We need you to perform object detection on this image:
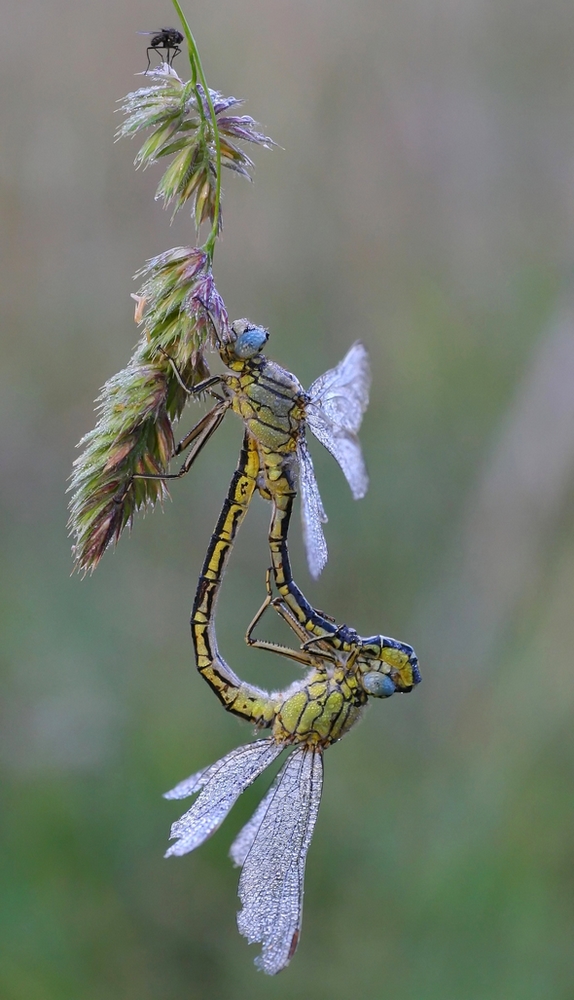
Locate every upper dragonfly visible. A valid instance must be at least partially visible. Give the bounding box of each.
[139,319,371,579]
[165,434,417,974]
[142,321,419,688]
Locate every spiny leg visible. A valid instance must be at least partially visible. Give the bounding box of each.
[156,348,224,402]
[245,570,334,669]
[131,400,229,485]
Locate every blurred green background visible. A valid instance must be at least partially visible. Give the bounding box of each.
[2,0,574,997]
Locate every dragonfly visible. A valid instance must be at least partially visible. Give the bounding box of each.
[142,318,370,580]
[166,435,419,974]
[136,319,420,684]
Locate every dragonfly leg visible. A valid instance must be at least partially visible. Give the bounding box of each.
[270,596,337,663]
[182,374,226,401]
[156,346,225,402]
[245,573,335,668]
[300,622,350,651]
[132,401,229,482]
[311,608,336,624]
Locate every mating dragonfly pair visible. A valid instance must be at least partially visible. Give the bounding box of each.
[140,318,420,973]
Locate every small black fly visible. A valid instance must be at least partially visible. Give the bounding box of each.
[138,28,184,72]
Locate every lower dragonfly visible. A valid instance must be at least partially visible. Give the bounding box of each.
[166,435,418,974]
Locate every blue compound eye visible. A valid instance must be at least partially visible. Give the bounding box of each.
[362,672,396,699]
[233,325,268,358]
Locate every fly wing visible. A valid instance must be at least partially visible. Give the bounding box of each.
[164,739,284,857]
[306,341,370,499]
[236,746,324,975]
[297,437,328,580]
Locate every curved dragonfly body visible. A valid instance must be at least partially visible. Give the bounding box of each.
[251,433,421,691]
[191,432,414,717]
[167,435,414,973]
[162,320,419,684]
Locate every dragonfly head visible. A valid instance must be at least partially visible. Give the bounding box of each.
[358,636,421,694]
[222,319,269,364]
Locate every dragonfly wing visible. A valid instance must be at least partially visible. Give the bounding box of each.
[306,341,370,499]
[164,739,284,857]
[163,764,212,801]
[307,341,371,432]
[229,775,278,868]
[297,437,328,580]
[236,746,324,975]
[306,406,369,500]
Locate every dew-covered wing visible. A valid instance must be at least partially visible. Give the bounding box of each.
[297,437,328,580]
[163,764,212,801]
[164,739,284,857]
[229,772,279,868]
[236,746,323,975]
[306,341,370,499]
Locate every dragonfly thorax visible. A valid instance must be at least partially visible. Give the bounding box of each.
[225,355,307,461]
[272,667,367,747]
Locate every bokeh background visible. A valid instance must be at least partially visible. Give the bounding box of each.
[2,0,574,997]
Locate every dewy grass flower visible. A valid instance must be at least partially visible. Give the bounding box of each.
[68,17,274,573]
[117,65,274,228]
[68,248,227,574]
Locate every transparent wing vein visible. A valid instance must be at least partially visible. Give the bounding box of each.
[229,779,277,869]
[297,437,328,579]
[306,341,371,499]
[236,746,324,975]
[164,739,284,857]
